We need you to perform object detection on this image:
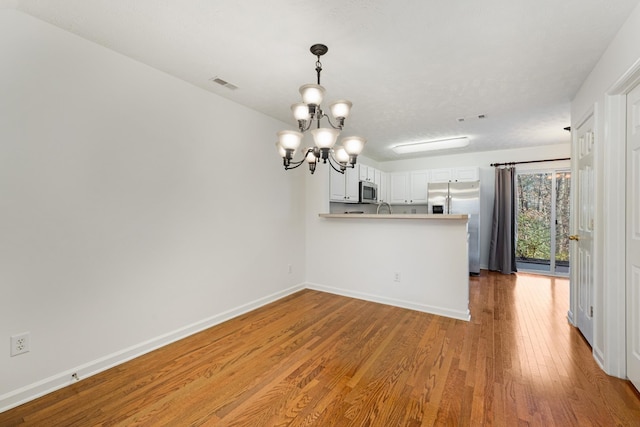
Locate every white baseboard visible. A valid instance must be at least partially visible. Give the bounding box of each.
[0,284,305,413]
[593,347,606,373]
[305,282,471,321]
[1,281,470,412]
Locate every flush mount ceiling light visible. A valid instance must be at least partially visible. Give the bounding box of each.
[275,44,366,174]
[392,137,469,154]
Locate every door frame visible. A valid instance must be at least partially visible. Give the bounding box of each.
[598,57,640,378]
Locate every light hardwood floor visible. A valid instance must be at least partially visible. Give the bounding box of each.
[1,272,639,426]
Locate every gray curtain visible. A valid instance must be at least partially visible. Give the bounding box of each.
[489,166,517,274]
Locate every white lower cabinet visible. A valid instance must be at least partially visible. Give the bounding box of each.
[330,166,360,203]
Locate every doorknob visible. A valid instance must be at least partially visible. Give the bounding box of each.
[568,235,580,241]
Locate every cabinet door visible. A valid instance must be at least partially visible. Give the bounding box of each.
[430,168,453,183]
[345,166,360,202]
[453,166,479,182]
[358,164,368,181]
[329,167,347,202]
[410,170,429,203]
[378,171,387,202]
[367,166,376,182]
[389,173,409,204]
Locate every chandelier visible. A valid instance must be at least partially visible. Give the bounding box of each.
[275,44,366,174]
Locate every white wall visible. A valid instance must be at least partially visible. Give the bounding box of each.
[0,10,306,410]
[379,144,571,269]
[305,167,470,320]
[570,3,640,376]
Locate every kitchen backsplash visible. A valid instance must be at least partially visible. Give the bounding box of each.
[329,202,429,214]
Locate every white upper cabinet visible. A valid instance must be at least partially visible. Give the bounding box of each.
[389,173,409,204]
[389,171,429,204]
[429,166,479,183]
[359,164,376,182]
[377,171,388,203]
[330,165,360,203]
[453,166,479,182]
[430,168,454,183]
[359,164,369,181]
[345,167,360,201]
[374,169,382,187]
[410,170,429,203]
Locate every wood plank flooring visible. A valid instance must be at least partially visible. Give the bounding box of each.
[1,271,639,426]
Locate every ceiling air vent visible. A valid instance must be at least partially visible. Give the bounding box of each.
[209,76,238,90]
[457,114,486,123]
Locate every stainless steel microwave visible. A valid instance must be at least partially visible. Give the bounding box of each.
[359,181,378,203]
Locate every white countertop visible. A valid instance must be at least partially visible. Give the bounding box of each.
[319,213,469,220]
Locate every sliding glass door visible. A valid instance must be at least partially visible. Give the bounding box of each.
[516,169,571,275]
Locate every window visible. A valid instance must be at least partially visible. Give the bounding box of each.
[516,169,571,275]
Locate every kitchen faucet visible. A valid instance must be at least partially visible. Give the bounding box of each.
[376,201,392,214]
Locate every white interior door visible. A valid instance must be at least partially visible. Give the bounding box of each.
[572,114,595,346]
[626,82,640,392]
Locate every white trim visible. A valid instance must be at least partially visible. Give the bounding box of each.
[602,93,627,377]
[0,280,475,413]
[305,282,472,321]
[0,284,306,413]
[593,349,606,372]
[592,102,605,364]
[600,57,640,377]
[608,57,640,94]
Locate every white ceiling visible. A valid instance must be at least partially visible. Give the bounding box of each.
[4,0,639,161]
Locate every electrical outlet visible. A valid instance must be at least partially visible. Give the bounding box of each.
[10,332,30,357]
[394,272,401,283]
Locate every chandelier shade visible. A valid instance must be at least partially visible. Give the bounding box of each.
[334,146,350,163]
[277,130,303,151]
[299,84,325,106]
[306,151,317,163]
[275,44,366,174]
[291,103,311,121]
[329,100,352,120]
[311,128,340,149]
[275,141,287,158]
[342,136,366,155]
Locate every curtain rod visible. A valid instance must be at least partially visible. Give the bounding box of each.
[490,157,570,167]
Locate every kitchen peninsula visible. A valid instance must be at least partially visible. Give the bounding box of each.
[319,213,469,220]
[306,213,471,321]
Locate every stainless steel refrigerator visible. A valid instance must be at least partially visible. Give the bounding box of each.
[427,181,481,275]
